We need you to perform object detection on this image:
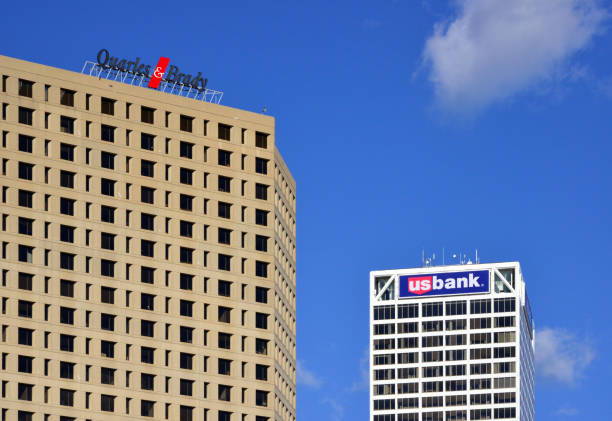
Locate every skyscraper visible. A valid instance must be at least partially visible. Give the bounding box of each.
[0,53,296,421]
[370,262,534,421]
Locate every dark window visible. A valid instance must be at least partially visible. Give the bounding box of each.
[141,107,155,124]
[101,232,115,249]
[18,190,34,208]
[141,160,155,177]
[255,209,268,226]
[255,312,268,329]
[141,373,155,390]
[218,358,231,375]
[101,286,115,304]
[141,347,155,364]
[141,293,155,310]
[60,225,75,243]
[180,326,193,343]
[141,133,155,150]
[218,176,231,192]
[255,235,268,252]
[60,143,75,161]
[60,89,75,106]
[180,168,193,185]
[101,394,115,412]
[218,124,231,140]
[218,280,231,297]
[180,141,193,158]
[101,313,115,331]
[19,135,33,152]
[18,328,33,345]
[141,186,155,204]
[101,97,115,115]
[18,79,34,97]
[141,320,155,337]
[255,287,268,303]
[59,361,74,378]
[60,198,75,215]
[218,254,231,271]
[256,261,268,278]
[141,402,154,420]
[101,367,115,385]
[60,116,75,134]
[218,332,231,349]
[18,383,33,401]
[60,307,75,324]
[180,405,193,421]
[18,107,33,125]
[256,390,268,407]
[218,384,231,401]
[218,228,231,244]
[101,340,115,358]
[18,162,33,180]
[255,183,268,200]
[218,202,231,219]
[255,132,268,148]
[141,240,155,257]
[60,252,75,270]
[18,412,33,421]
[180,352,193,369]
[256,364,268,381]
[218,149,231,166]
[101,151,115,169]
[180,300,193,317]
[18,218,33,235]
[255,338,268,355]
[180,194,193,211]
[18,356,33,373]
[180,115,193,132]
[60,334,75,352]
[141,213,155,230]
[101,259,115,277]
[218,306,231,323]
[180,273,193,290]
[60,279,75,297]
[101,178,115,196]
[18,245,33,263]
[101,124,115,142]
[180,247,193,263]
[180,220,193,237]
[60,170,75,188]
[101,205,115,222]
[180,379,193,396]
[255,158,268,174]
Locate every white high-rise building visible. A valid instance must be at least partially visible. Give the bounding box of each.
[369,262,534,421]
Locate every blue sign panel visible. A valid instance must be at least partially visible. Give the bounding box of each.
[399,270,490,298]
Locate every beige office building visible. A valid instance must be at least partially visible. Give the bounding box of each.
[0,54,296,421]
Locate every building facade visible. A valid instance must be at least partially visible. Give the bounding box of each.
[0,54,296,421]
[370,262,534,421]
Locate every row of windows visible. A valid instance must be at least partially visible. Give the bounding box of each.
[372,392,516,409]
[374,320,518,336]
[374,364,516,380]
[373,299,516,320]
[373,377,517,396]
[8,79,270,148]
[373,333,515,349]
[373,347,516,365]
[372,407,516,421]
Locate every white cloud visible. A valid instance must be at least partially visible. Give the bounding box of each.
[536,327,595,385]
[296,360,323,388]
[349,347,369,392]
[422,0,608,111]
[556,407,579,417]
[322,398,344,421]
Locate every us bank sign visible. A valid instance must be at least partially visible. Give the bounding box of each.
[96,48,208,92]
[399,270,490,298]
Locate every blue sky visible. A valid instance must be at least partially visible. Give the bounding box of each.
[2,0,611,419]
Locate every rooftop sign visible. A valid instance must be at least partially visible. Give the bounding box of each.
[399,270,490,298]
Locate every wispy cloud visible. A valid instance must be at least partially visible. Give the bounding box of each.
[421,0,608,112]
[297,360,323,388]
[536,327,595,386]
[349,347,369,392]
[556,407,579,417]
[322,398,344,421]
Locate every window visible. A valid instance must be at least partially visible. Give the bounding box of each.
[180,168,193,184]
[141,293,155,310]
[101,286,115,304]
[141,213,155,230]
[60,143,75,161]
[19,79,34,97]
[60,88,75,106]
[218,384,231,401]
[255,287,268,303]
[180,141,193,158]
[256,390,268,407]
[101,205,115,222]
[255,132,268,148]
[180,247,193,263]
[180,115,193,132]
[18,412,34,421]
[100,340,115,358]
[180,300,193,317]
[18,328,33,345]
[255,209,268,226]
[141,106,155,124]
[180,405,193,421]
[218,202,231,219]
[141,186,155,204]
[179,220,193,237]
[180,326,193,343]
[255,338,268,355]
[141,160,155,177]
[218,228,231,244]
[19,134,33,152]
[60,334,75,352]
[101,124,115,142]
[18,218,33,236]
[255,157,268,174]
[218,332,231,349]
[101,367,115,385]
[141,320,155,337]
[218,124,231,140]
[219,280,231,297]
[141,373,155,391]
[256,261,268,277]
[471,299,491,314]
[256,364,268,381]
[18,383,33,401]
[59,252,74,270]
[101,394,115,412]
[60,116,75,134]
[101,259,115,277]
[255,235,268,252]
[101,151,115,169]
[218,358,231,375]
[18,190,34,208]
[101,97,115,115]
[180,194,193,211]
[141,240,155,257]
[101,178,115,196]
[180,273,193,290]
[255,183,268,200]
[60,307,75,324]
[256,312,268,329]
[141,347,155,363]
[18,356,34,373]
[18,107,33,125]
[218,175,231,192]
[218,254,231,271]
[60,170,75,188]
[179,379,193,396]
[218,149,231,166]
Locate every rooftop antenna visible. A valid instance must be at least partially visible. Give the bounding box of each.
[442,247,445,265]
[262,106,267,114]
[422,249,425,267]
[476,249,479,264]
